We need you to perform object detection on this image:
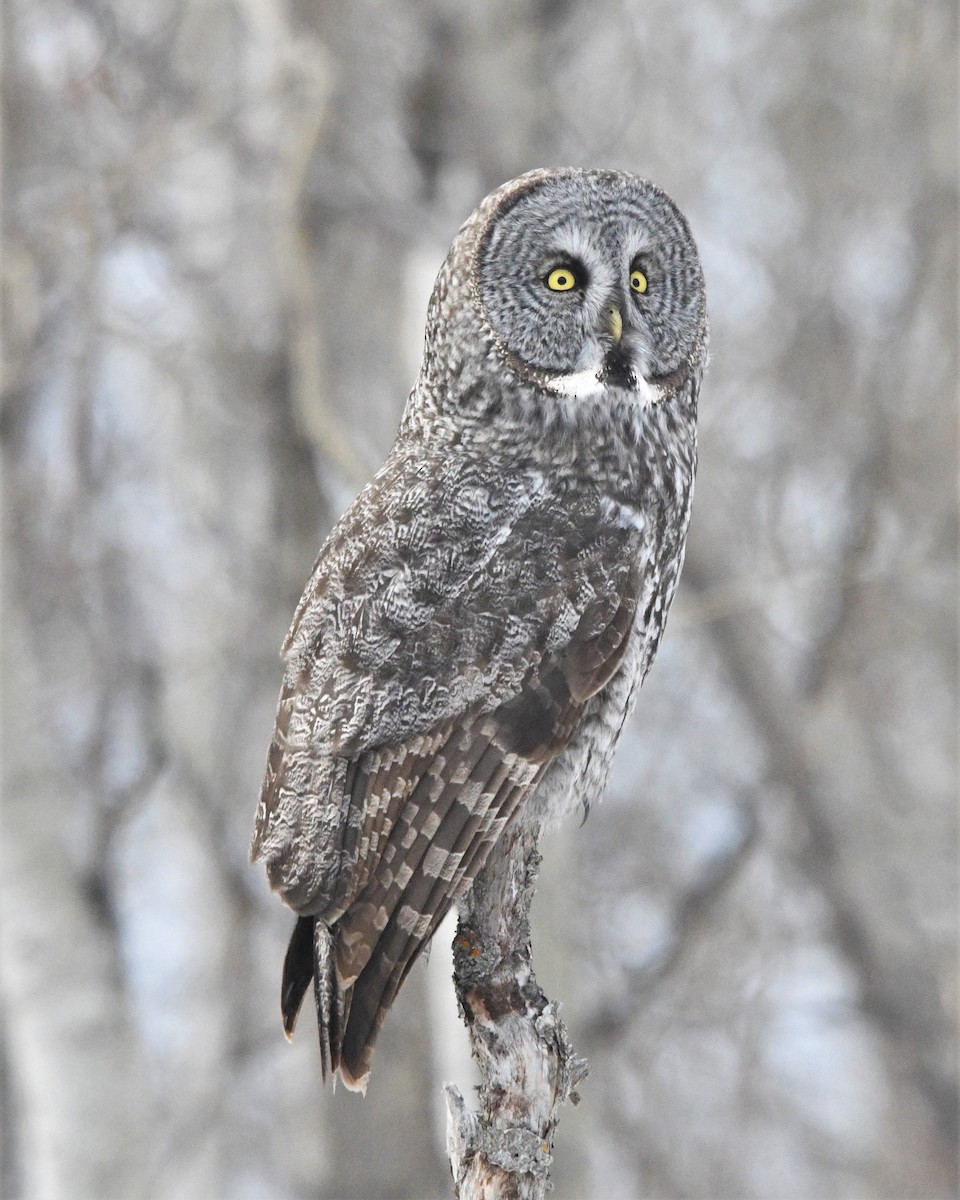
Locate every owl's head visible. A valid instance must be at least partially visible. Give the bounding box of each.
[426,169,706,412]
[475,169,706,403]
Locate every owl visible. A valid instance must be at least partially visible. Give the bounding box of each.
[251,168,707,1093]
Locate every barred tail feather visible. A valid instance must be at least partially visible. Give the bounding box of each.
[280,916,356,1090]
[312,918,350,1087]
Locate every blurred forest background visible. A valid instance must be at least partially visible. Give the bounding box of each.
[2,1,957,1198]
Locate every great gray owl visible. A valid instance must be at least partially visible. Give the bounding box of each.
[251,167,707,1092]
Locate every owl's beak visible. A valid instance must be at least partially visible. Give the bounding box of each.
[608,306,623,345]
[601,305,636,390]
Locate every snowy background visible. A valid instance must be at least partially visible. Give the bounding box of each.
[2,2,957,1197]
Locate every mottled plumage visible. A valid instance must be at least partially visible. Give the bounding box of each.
[251,168,707,1091]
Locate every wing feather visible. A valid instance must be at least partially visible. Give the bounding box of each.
[335,718,544,1087]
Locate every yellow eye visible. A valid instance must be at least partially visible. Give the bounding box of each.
[630,269,648,294]
[546,266,577,292]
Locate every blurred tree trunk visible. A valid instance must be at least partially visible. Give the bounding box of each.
[0,730,154,1197]
[1,1,332,1194]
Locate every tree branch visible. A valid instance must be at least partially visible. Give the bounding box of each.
[445,816,588,1199]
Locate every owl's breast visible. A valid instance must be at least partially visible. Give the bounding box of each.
[528,460,693,826]
[528,571,668,827]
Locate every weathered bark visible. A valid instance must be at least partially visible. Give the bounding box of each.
[445,819,588,1200]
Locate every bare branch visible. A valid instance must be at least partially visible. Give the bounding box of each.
[446,817,588,1199]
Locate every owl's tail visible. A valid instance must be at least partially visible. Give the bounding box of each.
[280,916,354,1088]
[280,910,436,1094]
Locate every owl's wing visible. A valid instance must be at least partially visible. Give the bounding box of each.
[326,569,641,1089]
[251,445,644,1087]
[252,445,643,893]
[278,562,639,1091]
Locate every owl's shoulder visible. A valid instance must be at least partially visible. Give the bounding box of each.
[282,440,539,669]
